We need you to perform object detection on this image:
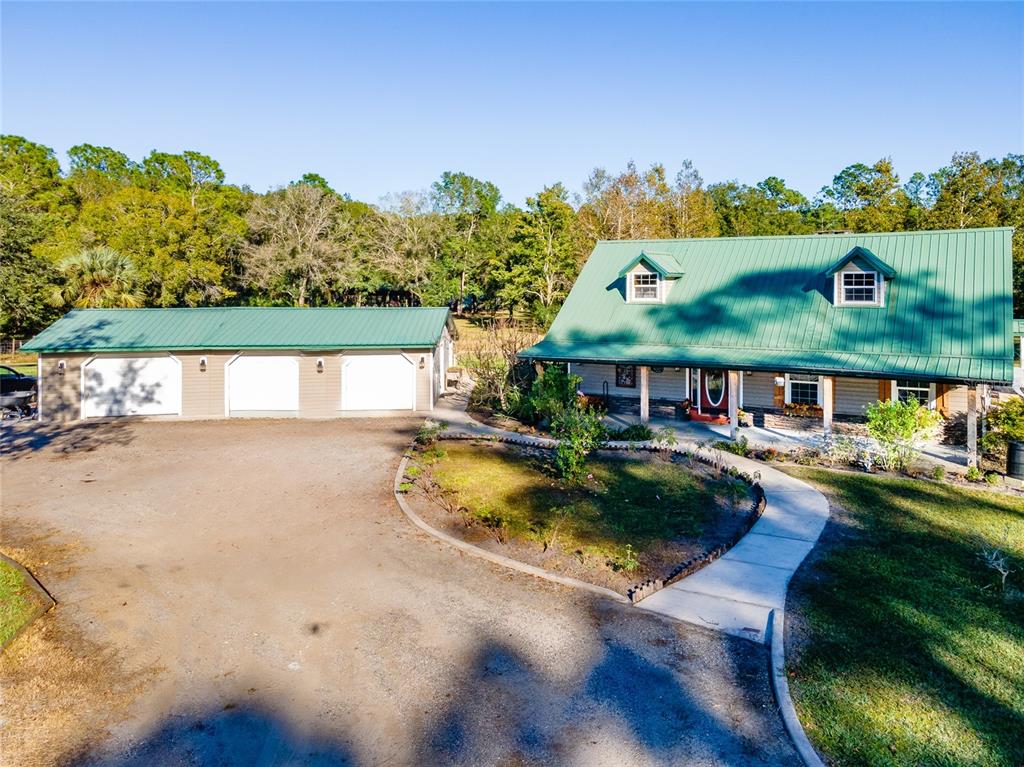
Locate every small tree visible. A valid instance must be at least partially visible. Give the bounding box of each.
[551,405,606,484]
[865,398,942,472]
[528,366,582,427]
[50,246,144,308]
[983,398,1024,449]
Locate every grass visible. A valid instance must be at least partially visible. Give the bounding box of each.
[424,441,732,570]
[0,558,46,649]
[785,468,1024,767]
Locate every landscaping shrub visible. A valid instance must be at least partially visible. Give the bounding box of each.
[605,423,653,442]
[551,405,606,483]
[713,436,750,457]
[527,366,582,427]
[984,397,1024,450]
[865,397,942,472]
[414,420,448,446]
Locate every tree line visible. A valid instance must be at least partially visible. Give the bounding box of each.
[1,134,1021,338]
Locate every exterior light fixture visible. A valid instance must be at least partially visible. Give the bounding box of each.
[419,356,426,369]
[316,357,325,374]
[199,356,207,373]
[774,376,786,387]
[57,360,67,375]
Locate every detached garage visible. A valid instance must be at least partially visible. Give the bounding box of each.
[23,307,456,422]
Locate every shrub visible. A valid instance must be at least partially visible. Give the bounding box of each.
[608,543,640,573]
[966,465,983,482]
[551,405,606,484]
[865,398,942,472]
[528,366,582,427]
[415,420,448,446]
[931,465,946,481]
[984,398,1024,449]
[606,423,653,442]
[985,471,1001,485]
[714,436,750,457]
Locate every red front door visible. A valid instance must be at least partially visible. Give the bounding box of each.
[700,368,729,413]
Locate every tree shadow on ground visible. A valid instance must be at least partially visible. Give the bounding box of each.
[70,703,357,767]
[1,418,137,461]
[786,469,1024,766]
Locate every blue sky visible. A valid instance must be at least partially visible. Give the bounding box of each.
[3,2,1021,206]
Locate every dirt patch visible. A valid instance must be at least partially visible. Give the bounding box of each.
[1,522,154,766]
[404,440,754,595]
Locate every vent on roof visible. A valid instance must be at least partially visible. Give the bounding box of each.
[815,229,854,235]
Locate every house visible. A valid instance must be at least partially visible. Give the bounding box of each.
[520,227,1017,467]
[23,306,455,421]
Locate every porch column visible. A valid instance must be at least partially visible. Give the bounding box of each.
[1019,336,1023,370]
[822,375,834,439]
[966,384,978,468]
[533,361,545,379]
[639,365,650,423]
[728,369,740,440]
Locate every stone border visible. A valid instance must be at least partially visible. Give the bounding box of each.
[767,609,827,767]
[410,432,766,605]
[0,552,56,653]
[393,450,630,605]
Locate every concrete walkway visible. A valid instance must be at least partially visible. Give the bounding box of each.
[431,390,830,644]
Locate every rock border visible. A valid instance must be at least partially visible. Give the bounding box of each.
[434,432,765,603]
[768,609,827,767]
[0,552,56,654]
[393,449,630,605]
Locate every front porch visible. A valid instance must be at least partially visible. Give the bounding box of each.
[567,361,983,468]
[602,408,972,471]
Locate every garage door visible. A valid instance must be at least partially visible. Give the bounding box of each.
[341,354,414,411]
[83,356,181,418]
[227,355,299,413]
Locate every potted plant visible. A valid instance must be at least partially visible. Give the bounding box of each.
[676,398,692,420]
[984,398,1024,478]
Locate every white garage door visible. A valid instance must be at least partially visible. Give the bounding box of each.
[227,355,299,413]
[342,354,414,411]
[83,356,181,418]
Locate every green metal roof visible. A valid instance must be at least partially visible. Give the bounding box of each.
[522,228,1014,384]
[22,307,453,353]
[825,245,896,279]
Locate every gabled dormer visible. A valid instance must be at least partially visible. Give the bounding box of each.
[618,251,684,304]
[825,246,896,307]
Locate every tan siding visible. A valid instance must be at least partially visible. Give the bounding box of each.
[945,385,969,415]
[835,376,879,416]
[407,349,433,410]
[298,352,342,417]
[743,372,776,408]
[574,362,688,400]
[178,351,233,418]
[39,353,88,422]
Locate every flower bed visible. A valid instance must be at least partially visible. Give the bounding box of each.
[402,438,757,596]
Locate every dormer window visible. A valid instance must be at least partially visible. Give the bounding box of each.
[631,272,660,302]
[841,271,878,304]
[825,246,894,308]
[618,251,683,304]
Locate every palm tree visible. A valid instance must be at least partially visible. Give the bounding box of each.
[50,246,145,308]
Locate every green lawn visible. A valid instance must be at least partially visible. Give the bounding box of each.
[423,441,732,570]
[0,558,46,650]
[786,468,1024,767]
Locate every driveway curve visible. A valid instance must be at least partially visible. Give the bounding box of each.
[1,418,797,766]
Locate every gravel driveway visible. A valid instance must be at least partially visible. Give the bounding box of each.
[1,417,797,766]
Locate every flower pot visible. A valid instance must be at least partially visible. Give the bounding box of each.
[1006,440,1024,479]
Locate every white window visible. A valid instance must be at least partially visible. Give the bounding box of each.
[787,374,820,405]
[837,271,880,305]
[894,379,932,407]
[630,272,660,302]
